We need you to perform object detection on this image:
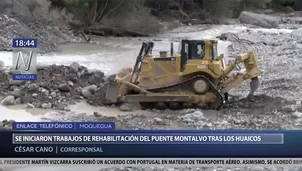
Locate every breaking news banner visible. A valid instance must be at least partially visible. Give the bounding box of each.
[0,158,302,167]
[12,38,38,81]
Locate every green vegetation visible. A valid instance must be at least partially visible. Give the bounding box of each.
[46,0,302,36]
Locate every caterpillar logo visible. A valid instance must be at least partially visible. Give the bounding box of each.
[15,51,33,71]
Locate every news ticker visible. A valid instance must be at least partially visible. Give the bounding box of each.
[0,158,301,167]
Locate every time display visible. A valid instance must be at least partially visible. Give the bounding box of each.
[13,38,38,48]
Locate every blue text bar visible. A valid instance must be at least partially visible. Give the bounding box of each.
[13,38,38,48]
[12,133,283,144]
[13,74,37,80]
[12,122,115,131]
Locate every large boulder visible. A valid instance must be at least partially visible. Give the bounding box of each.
[1,96,15,105]
[0,60,4,70]
[81,85,97,98]
[239,11,279,28]
[291,28,302,38]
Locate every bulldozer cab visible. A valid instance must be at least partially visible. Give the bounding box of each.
[180,40,218,71]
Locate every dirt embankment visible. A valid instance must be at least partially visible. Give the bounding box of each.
[0,14,83,53]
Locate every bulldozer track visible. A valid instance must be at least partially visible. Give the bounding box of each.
[141,75,224,110]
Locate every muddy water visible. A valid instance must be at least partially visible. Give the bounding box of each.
[0,24,293,123]
[0,105,44,121]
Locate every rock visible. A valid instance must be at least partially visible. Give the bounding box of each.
[88,76,96,84]
[8,120,14,126]
[217,33,229,40]
[50,92,57,98]
[119,103,133,111]
[14,98,22,104]
[179,111,208,126]
[41,103,52,109]
[25,103,34,108]
[81,89,92,98]
[70,62,80,72]
[107,74,116,81]
[41,88,49,94]
[1,96,15,105]
[93,112,102,117]
[9,80,26,86]
[94,70,105,78]
[58,83,70,92]
[293,111,302,118]
[76,87,82,93]
[40,82,49,88]
[10,88,22,98]
[283,106,294,113]
[35,102,41,108]
[28,83,38,92]
[291,28,302,38]
[9,85,18,91]
[2,120,8,125]
[239,11,279,28]
[0,60,4,69]
[285,6,294,13]
[81,85,97,98]
[69,76,78,83]
[22,95,33,103]
[154,117,163,124]
[68,81,74,87]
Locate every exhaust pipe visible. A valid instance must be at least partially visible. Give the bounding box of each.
[170,42,174,56]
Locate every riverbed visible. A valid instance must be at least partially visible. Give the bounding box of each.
[0,25,243,121]
[0,24,296,123]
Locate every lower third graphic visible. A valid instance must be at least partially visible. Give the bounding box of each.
[12,48,37,80]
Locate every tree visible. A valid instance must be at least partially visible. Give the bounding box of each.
[203,0,237,23]
[48,0,130,26]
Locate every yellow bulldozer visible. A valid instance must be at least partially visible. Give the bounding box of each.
[104,39,260,110]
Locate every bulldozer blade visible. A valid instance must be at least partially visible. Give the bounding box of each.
[248,77,259,97]
[105,80,119,103]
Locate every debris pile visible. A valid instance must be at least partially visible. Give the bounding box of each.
[0,14,83,53]
[0,62,106,110]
